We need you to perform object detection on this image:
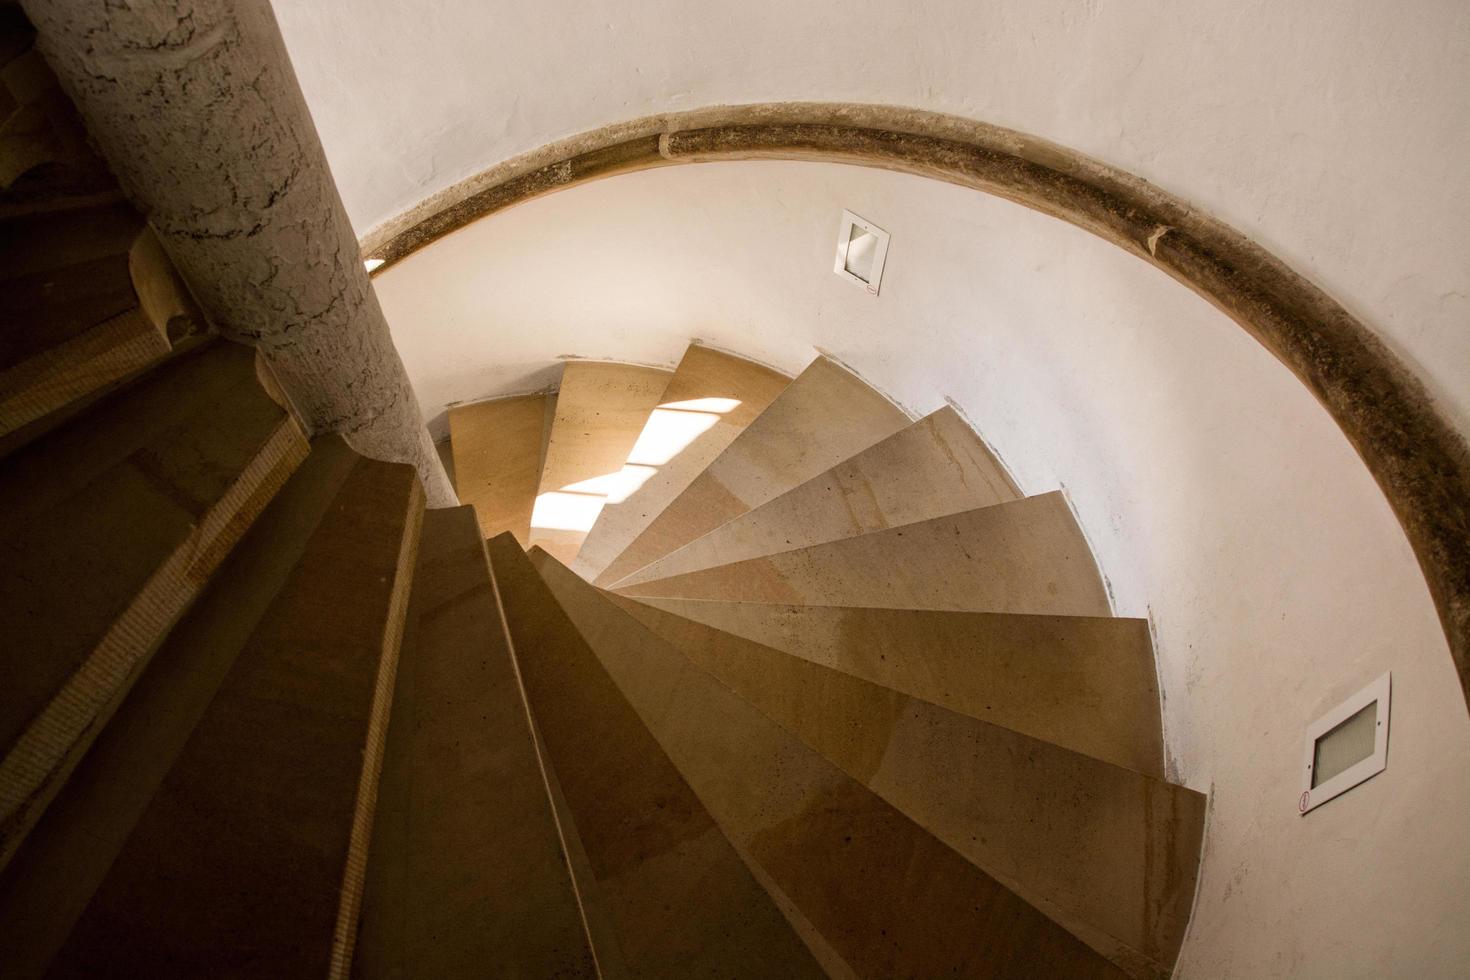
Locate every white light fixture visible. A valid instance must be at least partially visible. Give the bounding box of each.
[834,210,890,295]
[364,257,385,273]
[1299,671,1391,814]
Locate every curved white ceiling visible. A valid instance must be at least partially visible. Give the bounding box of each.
[271,0,1470,426]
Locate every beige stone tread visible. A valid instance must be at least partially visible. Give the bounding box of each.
[615,406,1020,588]
[449,392,553,545]
[0,202,197,438]
[46,454,423,979]
[615,490,1112,615]
[597,355,911,587]
[532,550,1131,980]
[0,435,360,979]
[529,361,673,565]
[486,533,824,980]
[0,340,308,872]
[355,507,596,979]
[604,593,1202,979]
[615,595,1164,777]
[573,344,790,582]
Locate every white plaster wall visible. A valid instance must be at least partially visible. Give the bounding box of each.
[268,1,1470,975]
[370,160,1470,978]
[271,0,1470,434]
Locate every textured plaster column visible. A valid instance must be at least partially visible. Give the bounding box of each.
[20,0,455,506]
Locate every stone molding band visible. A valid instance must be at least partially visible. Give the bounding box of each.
[363,102,1470,712]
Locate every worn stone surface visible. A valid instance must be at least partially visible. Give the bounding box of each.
[606,593,1204,978]
[47,454,422,979]
[21,0,453,505]
[572,344,790,583]
[362,102,1470,712]
[535,549,1132,979]
[616,406,1019,588]
[618,596,1164,777]
[448,393,551,546]
[355,507,595,979]
[0,8,114,207]
[616,490,1112,616]
[486,533,824,980]
[530,361,671,565]
[0,199,202,440]
[599,355,909,588]
[0,435,359,979]
[0,341,306,874]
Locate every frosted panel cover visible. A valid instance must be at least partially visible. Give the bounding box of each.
[1311,700,1377,788]
[845,226,879,282]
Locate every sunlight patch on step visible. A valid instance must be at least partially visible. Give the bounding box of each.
[531,490,615,532]
[564,465,659,505]
[626,406,724,466]
[529,399,740,537]
[658,397,741,414]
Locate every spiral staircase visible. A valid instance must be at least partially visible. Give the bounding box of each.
[0,26,1206,979]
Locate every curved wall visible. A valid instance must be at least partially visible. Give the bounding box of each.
[272,0,1470,434]
[371,159,1470,978]
[268,2,1470,976]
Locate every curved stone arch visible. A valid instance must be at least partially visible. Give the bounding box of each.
[363,102,1470,711]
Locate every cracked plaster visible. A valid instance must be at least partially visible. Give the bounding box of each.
[20,0,453,505]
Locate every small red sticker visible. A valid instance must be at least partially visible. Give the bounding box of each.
[1298,790,1311,813]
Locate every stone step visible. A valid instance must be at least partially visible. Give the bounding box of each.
[0,340,307,871]
[42,450,423,978]
[486,533,823,979]
[529,361,673,565]
[0,8,113,206]
[532,549,1132,980]
[605,593,1204,978]
[448,392,555,545]
[355,506,596,978]
[0,201,201,443]
[596,355,911,587]
[616,490,1112,616]
[615,595,1164,777]
[0,434,360,978]
[613,406,1019,588]
[574,344,789,583]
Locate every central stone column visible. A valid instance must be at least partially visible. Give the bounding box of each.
[20,0,455,506]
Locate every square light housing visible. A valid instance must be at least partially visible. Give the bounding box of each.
[1299,671,1391,814]
[834,210,890,295]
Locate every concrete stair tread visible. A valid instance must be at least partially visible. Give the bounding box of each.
[529,361,673,566]
[0,434,361,977]
[602,590,1204,978]
[593,354,911,587]
[41,450,423,978]
[531,548,1134,980]
[0,340,308,872]
[448,392,554,546]
[574,344,790,583]
[615,489,1113,616]
[612,405,1021,589]
[612,594,1165,777]
[354,506,596,978]
[486,532,824,980]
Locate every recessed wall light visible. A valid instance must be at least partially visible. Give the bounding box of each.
[834,210,890,295]
[1299,671,1391,814]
